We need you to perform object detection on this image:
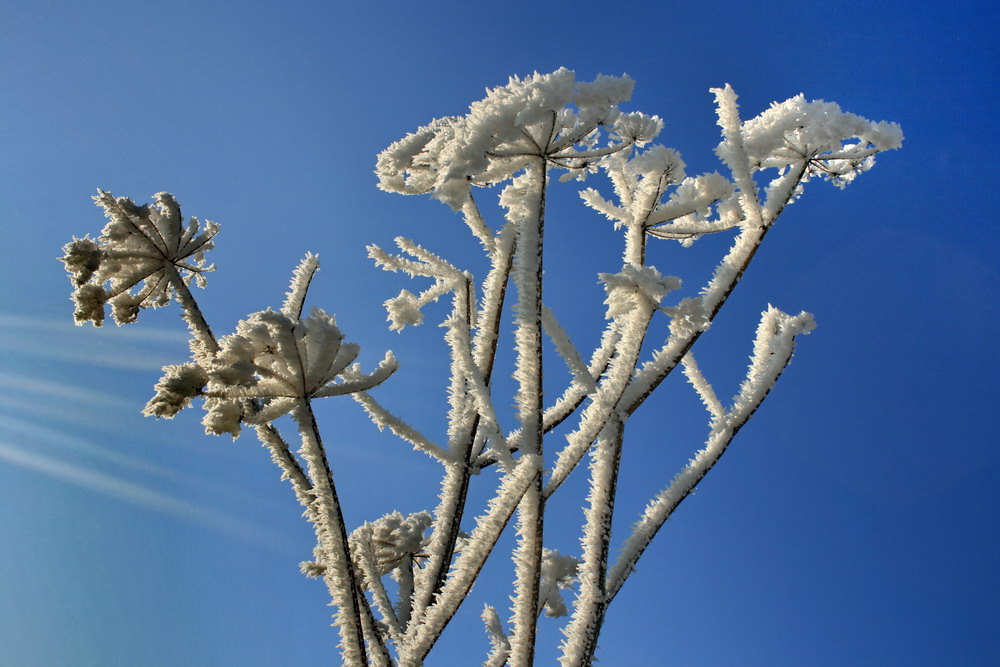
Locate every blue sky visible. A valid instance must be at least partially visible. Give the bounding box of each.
[1,1,997,665]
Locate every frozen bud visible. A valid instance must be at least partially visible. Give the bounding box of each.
[613,111,663,145]
[109,293,142,325]
[601,265,682,319]
[144,363,208,418]
[72,284,107,326]
[60,236,103,286]
[202,397,243,439]
[299,561,326,579]
[539,549,580,618]
[209,335,259,387]
[665,297,711,336]
[629,144,685,180]
[573,73,634,108]
[354,510,432,574]
[385,290,424,331]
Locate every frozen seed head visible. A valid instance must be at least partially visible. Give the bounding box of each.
[60,191,218,326]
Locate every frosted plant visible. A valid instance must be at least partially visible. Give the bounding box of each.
[62,190,218,328]
[60,69,900,665]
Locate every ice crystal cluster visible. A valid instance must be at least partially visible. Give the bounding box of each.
[60,68,900,665]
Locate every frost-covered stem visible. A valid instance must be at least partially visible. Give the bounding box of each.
[508,156,548,667]
[471,220,516,375]
[622,161,809,415]
[681,353,725,423]
[540,326,619,435]
[544,304,656,498]
[712,84,764,228]
[607,328,804,603]
[461,194,496,255]
[559,415,624,666]
[482,605,512,667]
[401,456,541,664]
[510,158,548,459]
[292,400,383,666]
[358,603,394,667]
[623,219,646,267]
[395,555,416,629]
[253,423,314,511]
[474,312,619,472]
[164,264,218,353]
[355,534,404,646]
[409,328,475,626]
[625,167,669,268]
[352,391,448,462]
[605,418,750,606]
[510,480,544,666]
[410,462,473,630]
[411,314,476,632]
[409,218,514,634]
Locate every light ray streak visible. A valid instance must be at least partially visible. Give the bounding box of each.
[0,412,284,516]
[0,371,132,409]
[0,440,295,553]
[0,313,188,343]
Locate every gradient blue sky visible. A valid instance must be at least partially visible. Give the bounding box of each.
[1,1,997,665]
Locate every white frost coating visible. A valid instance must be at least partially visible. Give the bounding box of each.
[471,223,516,372]
[376,68,654,210]
[621,225,767,412]
[731,306,815,415]
[681,352,725,423]
[761,161,809,221]
[445,317,510,462]
[281,252,319,319]
[141,257,395,438]
[352,510,432,576]
[462,196,497,255]
[740,94,903,171]
[143,362,208,418]
[482,605,512,667]
[507,165,545,461]
[545,292,656,498]
[700,226,764,306]
[350,530,404,645]
[714,85,903,227]
[352,391,448,462]
[507,480,544,667]
[384,289,424,331]
[542,305,598,395]
[291,401,379,666]
[558,419,621,665]
[538,549,580,618]
[579,187,627,225]
[495,322,621,467]
[645,171,736,227]
[370,237,472,331]
[580,145,687,261]
[507,171,547,667]
[711,85,765,229]
[608,306,814,601]
[313,352,398,397]
[600,264,681,320]
[402,457,540,664]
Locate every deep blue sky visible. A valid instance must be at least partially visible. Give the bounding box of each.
[1,1,997,665]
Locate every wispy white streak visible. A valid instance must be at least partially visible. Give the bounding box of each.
[0,441,290,551]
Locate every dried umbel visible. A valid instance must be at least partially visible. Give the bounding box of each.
[143,254,397,438]
[60,191,217,326]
